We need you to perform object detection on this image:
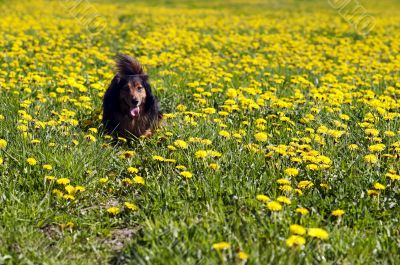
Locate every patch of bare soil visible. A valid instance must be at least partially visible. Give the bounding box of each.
[40,224,62,241]
[101,227,138,252]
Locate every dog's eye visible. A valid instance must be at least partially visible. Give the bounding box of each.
[137,86,143,91]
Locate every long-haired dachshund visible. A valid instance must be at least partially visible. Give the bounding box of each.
[102,55,162,138]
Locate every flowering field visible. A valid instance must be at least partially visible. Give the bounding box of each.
[1,0,400,264]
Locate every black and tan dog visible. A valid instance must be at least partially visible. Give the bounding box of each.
[102,55,162,138]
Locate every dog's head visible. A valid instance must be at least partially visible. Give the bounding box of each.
[113,55,156,119]
[118,75,148,118]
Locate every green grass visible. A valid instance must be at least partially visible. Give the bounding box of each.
[1,0,400,264]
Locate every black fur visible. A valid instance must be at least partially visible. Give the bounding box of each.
[116,54,143,76]
[102,55,162,137]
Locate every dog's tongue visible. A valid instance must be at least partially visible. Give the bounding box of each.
[130,107,140,117]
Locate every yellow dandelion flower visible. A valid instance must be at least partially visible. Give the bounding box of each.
[226,88,238,98]
[297,180,314,189]
[99,178,108,184]
[284,168,299,177]
[286,235,306,247]
[256,194,270,202]
[295,208,309,215]
[277,196,291,205]
[254,132,268,142]
[368,144,385,152]
[308,228,329,240]
[133,176,145,185]
[65,185,76,195]
[386,172,400,181]
[174,140,188,149]
[180,171,193,179]
[209,163,220,170]
[63,194,75,201]
[45,175,55,181]
[120,151,136,159]
[31,139,41,145]
[277,178,291,185]
[212,241,230,250]
[219,130,231,138]
[26,157,37,166]
[279,185,292,192]
[0,139,7,149]
[317,125,329,134]
[52,189,63,198]
[153,155,165,161]
[364,154,378,164]
[384,131,395,137]
[294,189,303,196]
[122,178,133,185]
[75,186,85,192]
[320,183,330,189]
[367,189,379,196]
[373,182,385,190]
[201,139,213,145]
[290,224,306,235]
[208,150,222,158]
[365,128,379,137]
[372,137,382,143]
[88,128,98,133]
[232,133,242,139]
[57,178,70,185]
[291,157,302,163]
[306,164,319,171]
[107,207,120,215]
[124,202,139,211]
[203,108,216,114]
[267,201,282,211]
[176,165,187,170]
[168,145,177,151]
[339,114,350,120]
[176,104,187,112]
[127,167,139,174]
[195,150,208,158]
[332,209,345,217]
[238,251,249,260]
[85,134,96,142]
[42,164,53,171]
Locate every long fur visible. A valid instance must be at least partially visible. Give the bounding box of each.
[116,54,144,76]
[102,55,162,138]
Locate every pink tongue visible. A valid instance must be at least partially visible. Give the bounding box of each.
[130,107,140,117]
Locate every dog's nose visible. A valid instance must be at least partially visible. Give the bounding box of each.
[132,99,139,106]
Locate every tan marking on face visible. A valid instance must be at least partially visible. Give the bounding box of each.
[128,80,146,106]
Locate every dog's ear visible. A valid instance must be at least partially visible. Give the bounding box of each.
[109,74,122,89]
[142,77,152,95]
[103,74,123,127]
[114,74,121,85]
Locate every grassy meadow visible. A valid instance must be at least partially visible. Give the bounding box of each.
[1,0,400,264]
